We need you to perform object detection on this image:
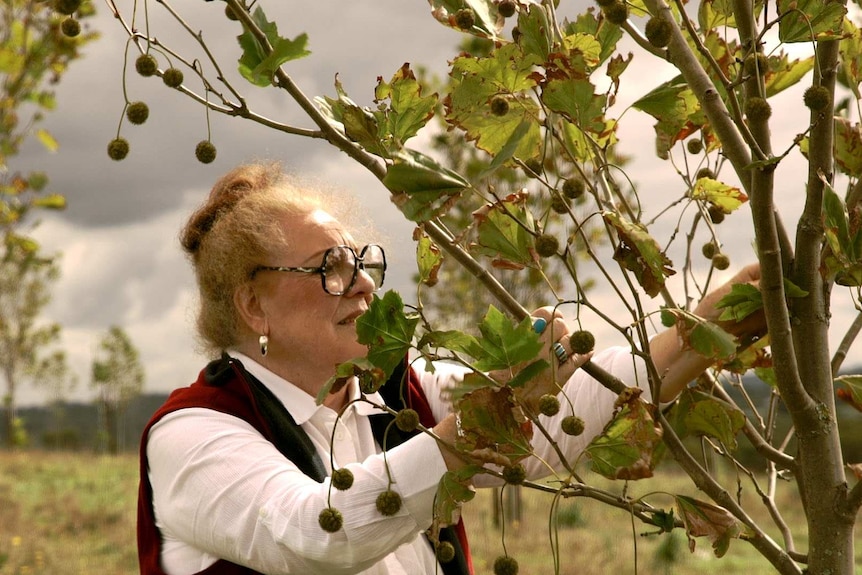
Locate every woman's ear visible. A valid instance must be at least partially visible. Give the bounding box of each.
[234,283,267,335]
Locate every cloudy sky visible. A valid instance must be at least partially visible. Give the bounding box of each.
[13,1,859,405]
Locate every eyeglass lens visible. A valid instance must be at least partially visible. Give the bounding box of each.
[323,245,385,295]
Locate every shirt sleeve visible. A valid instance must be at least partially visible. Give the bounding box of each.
[147,407,448,574]
[412,346,652,483]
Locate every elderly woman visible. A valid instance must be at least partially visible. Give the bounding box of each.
[137,162,761,575]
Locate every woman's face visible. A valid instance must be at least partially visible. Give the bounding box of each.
[252,208,376,383]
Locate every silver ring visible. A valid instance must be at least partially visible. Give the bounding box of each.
[552,342,568,365]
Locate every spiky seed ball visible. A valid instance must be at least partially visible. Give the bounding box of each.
[135,54,158,77]
[743,53,769,76]
[686,139,703,154]
[195,140,217,164]
[395,408,420,433]
[603,1,629,26]
[707,204,726,224]
[562,177,585,199]
[803,85,830,112]
[744,96,772,122]
[696,167,715,180]
[490,95,510,117]
[224,4,239,20]
[561,415,585,436]
[376,490,402,516]
[125,101,150,125]
[524,158,543,177]
[493,555,520,575]
[569,330,596,354]
[498,0,517,18]
[501,463,527,485]
[550,194,570,214]
[595,0,616,6]
[61,17,80,37]
[53,0,82,15]
[538,394,561,417]
[701,241,717,260]
[645,17,672,48]
[535,233,559,258]
[712,252,731,270]
[107,137,129,161]
[318,507,343,532]
[331,468,354,491]
[436,541,456,563]
[162,67,184,88]
[454,8,476,30]
[511,26,522,43]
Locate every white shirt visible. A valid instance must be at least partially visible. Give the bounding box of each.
[147,347,651,575]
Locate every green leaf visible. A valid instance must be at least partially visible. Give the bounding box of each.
[675,495,746,557]
[384,149,469,222]
[318,357,376,404]
[821,173,854,263]
[454,385,533,462]
[317,78,390,158]
[433,465,482,527]
[716,283,763,323]
[374,64,438,148]
[237,6,310,87]
[472,192,536,269]
[566,9,623,67]
[516,5,552,62]
[631,76,701,159]
[777,0,846,43]
[691,178,748,213]
[471,306,543,372]
[506,359,550,390]
[541,76,607,138]
[688,320,738,361]
[355,291,419,375]
[678,390,745,451]
[445,43,543,158]
[604,212,676,297]
[36,129,58,152]
[587,398,662,480]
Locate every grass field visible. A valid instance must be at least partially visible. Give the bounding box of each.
[0,450,858,574]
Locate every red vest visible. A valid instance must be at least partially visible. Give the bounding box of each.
[137,355,473,575]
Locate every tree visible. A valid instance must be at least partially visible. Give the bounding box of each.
[97,0,862,572]
[0,242,61,446]
[91,325,144,454]
[0,0,97,445]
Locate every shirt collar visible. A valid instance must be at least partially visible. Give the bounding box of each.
[228,351,384,424]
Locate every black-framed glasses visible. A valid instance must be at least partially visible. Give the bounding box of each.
[251,244,386,296]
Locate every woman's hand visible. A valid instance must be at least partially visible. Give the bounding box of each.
[509,306,592,414]
[652,262,766,402]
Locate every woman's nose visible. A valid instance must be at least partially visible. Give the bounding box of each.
[347,266,376,296]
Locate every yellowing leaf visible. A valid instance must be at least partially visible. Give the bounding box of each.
[839,19,862,98]
[36,128,58,152]
[691,178,748,213]
[374,64,438,147]
[587,397,663,480]
[455,386,534,463]
[834,118,862,176]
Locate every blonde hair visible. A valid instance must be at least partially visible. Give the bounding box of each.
[180,162,332,355]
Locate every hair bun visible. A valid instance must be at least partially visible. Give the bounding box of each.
[180,163,282,256]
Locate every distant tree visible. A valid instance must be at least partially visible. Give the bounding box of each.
[0,243,61,446]
[91,326,144,454]
[34,349,77,447]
